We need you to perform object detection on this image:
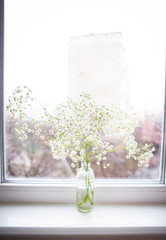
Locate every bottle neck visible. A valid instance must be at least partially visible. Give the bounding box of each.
[81,161,90,171]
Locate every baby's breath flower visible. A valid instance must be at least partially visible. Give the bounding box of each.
[40,135,45,140]
[49,129,54,135]
[71,163,75,168]
[23,123,28,130]
[34,124,39,129]
[23,134,27,139]
[35,130,40,135]
[15,128,20,135]
[7,87,155,170]
[71,150,77,156]
[27,128,32,133]
[15,122,19,126]
[20,129,25,135]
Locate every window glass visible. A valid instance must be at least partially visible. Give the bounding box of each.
[4,0,166,181]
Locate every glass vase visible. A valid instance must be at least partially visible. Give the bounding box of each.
[76,162,94,213]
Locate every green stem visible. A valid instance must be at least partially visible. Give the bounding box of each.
[77,144,94,209]
[77,174,94,207]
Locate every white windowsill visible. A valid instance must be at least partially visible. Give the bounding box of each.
[0,203,166,236]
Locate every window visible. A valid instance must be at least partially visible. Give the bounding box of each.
[0,0,166,204]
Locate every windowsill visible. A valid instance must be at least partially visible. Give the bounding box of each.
[0,203,166,236]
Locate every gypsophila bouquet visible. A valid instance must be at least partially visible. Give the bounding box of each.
[6,85,155,169]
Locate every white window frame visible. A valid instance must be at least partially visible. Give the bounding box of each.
[0,0,166,204]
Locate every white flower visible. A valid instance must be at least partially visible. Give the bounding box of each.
[34,124,39,129]
[8,87,155,169]
[15,128,20,135]
[49,129,54,135]
[71,150,77,156]
[71,163,75,168]
[23,123,28,130]
[40,135,45,140]
[23,134,27,139]
[72,157,77,163]
[35,130,40,135]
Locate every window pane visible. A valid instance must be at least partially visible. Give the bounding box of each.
[4,0,166,181]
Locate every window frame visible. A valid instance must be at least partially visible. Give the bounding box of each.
[0,0,166,204]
